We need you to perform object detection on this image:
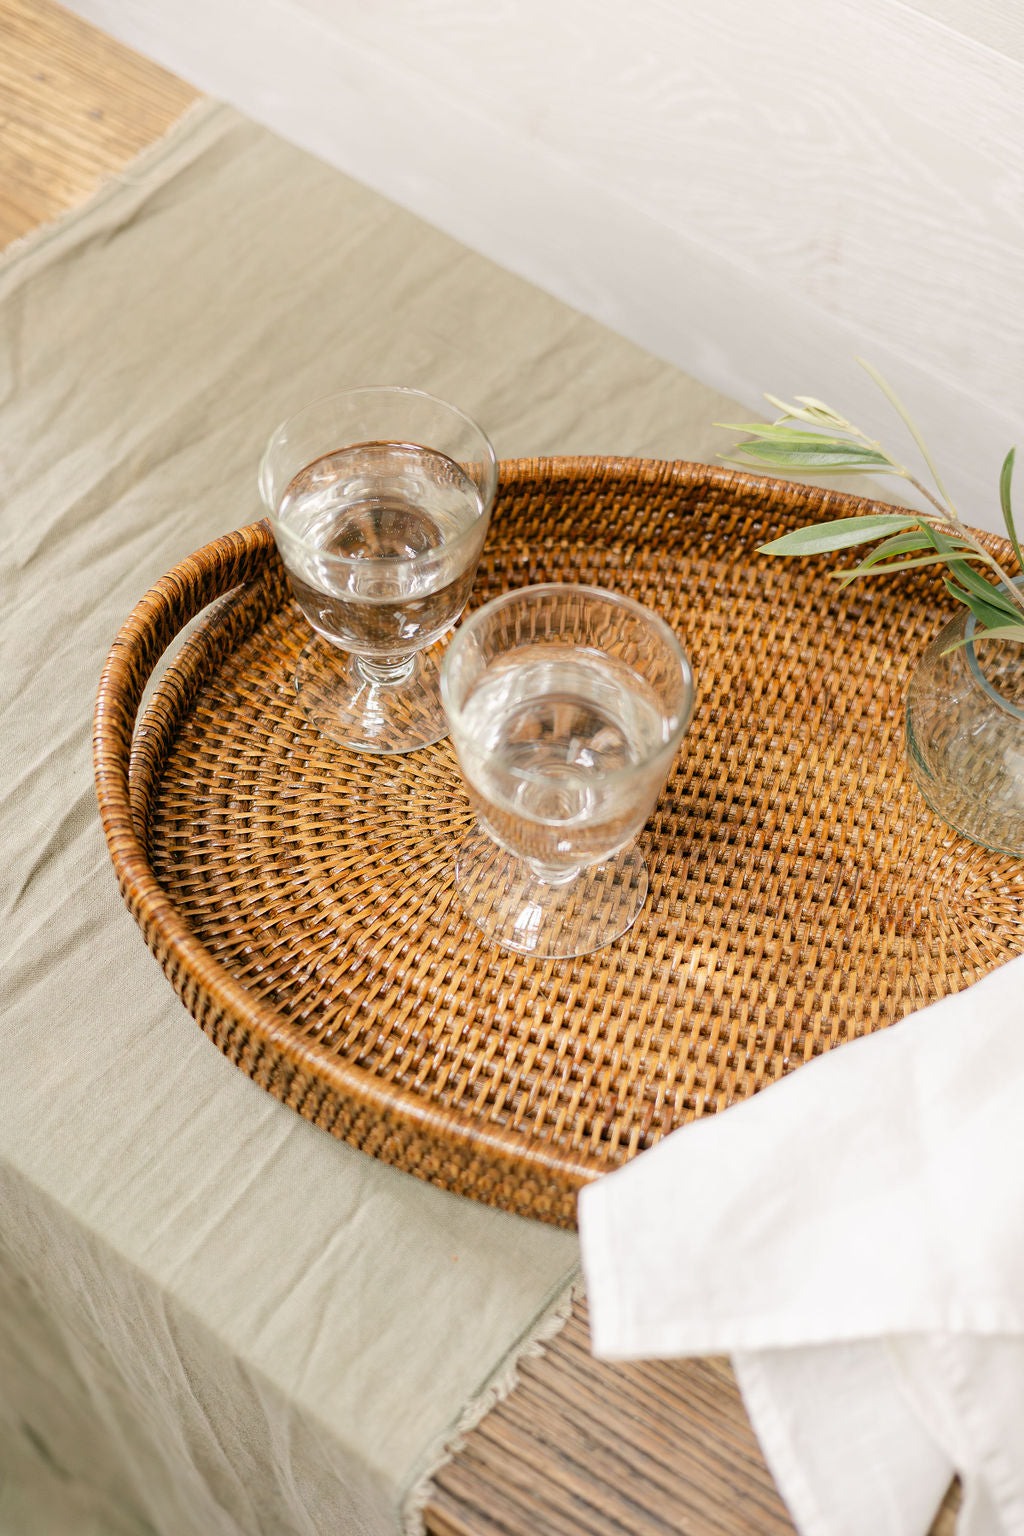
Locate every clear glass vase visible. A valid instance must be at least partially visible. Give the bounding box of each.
[905,594,1024,857]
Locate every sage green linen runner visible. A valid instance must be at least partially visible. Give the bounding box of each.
[0,102,741,1535]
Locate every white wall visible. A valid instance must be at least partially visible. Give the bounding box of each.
[67,0,1024,534]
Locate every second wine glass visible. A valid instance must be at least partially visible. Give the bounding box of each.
[441,584,696,958]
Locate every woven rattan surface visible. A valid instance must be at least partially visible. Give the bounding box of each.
[94,458,1024,1225]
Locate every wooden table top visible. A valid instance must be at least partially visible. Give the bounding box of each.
[0,3,958,1529]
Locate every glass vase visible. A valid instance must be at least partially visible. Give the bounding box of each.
[905,595,1024,857]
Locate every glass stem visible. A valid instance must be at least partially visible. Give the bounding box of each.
[356,655,415,686]
[526,859,581,887]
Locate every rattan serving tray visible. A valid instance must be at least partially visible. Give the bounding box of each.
[94,458,1024,1225]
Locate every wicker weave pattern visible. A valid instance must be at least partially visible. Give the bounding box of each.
[94,460,1024,1226]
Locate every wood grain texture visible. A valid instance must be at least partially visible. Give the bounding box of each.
[432,1298,795,1536]
[0,0,195,247]
[58,0,1024,532]
[1,6,962,1533]
[283,0,1017,411]
[432,1296,962,1536]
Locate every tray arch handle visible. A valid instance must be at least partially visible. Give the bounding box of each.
[93,519,277,914]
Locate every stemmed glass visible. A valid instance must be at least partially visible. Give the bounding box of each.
[441,584,696,958]
[259,387,497,754]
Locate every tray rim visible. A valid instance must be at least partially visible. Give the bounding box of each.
[93,456,1019,1223]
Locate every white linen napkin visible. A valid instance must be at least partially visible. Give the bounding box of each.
[578,953,1024,1536]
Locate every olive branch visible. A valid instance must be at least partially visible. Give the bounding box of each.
[719,359,1024,649]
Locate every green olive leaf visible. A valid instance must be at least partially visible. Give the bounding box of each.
[762,395,851,429]
[730,441,891,469]
[942,558,1023,617]
[999,447,1024,576]
[848,530,937,565]
[833,552,969,586]
[941,621,1024,653]
[793,396,849,421]
[719,422,860,447]
[943,578,1020,632]
[758,515,920,556]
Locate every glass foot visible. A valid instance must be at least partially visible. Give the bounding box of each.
[454,830,649,959]
[294,636,448,754]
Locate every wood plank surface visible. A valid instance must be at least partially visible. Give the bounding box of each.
[0,0,196,246]
[433,1295,961,1536]
[431,1299,795,1536]
[0,5,960,1532]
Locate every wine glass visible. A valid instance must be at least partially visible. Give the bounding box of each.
[259,387,497,754]
[440,584,696,958]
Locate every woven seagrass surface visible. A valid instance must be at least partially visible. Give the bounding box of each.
[95,459,1024,1225]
